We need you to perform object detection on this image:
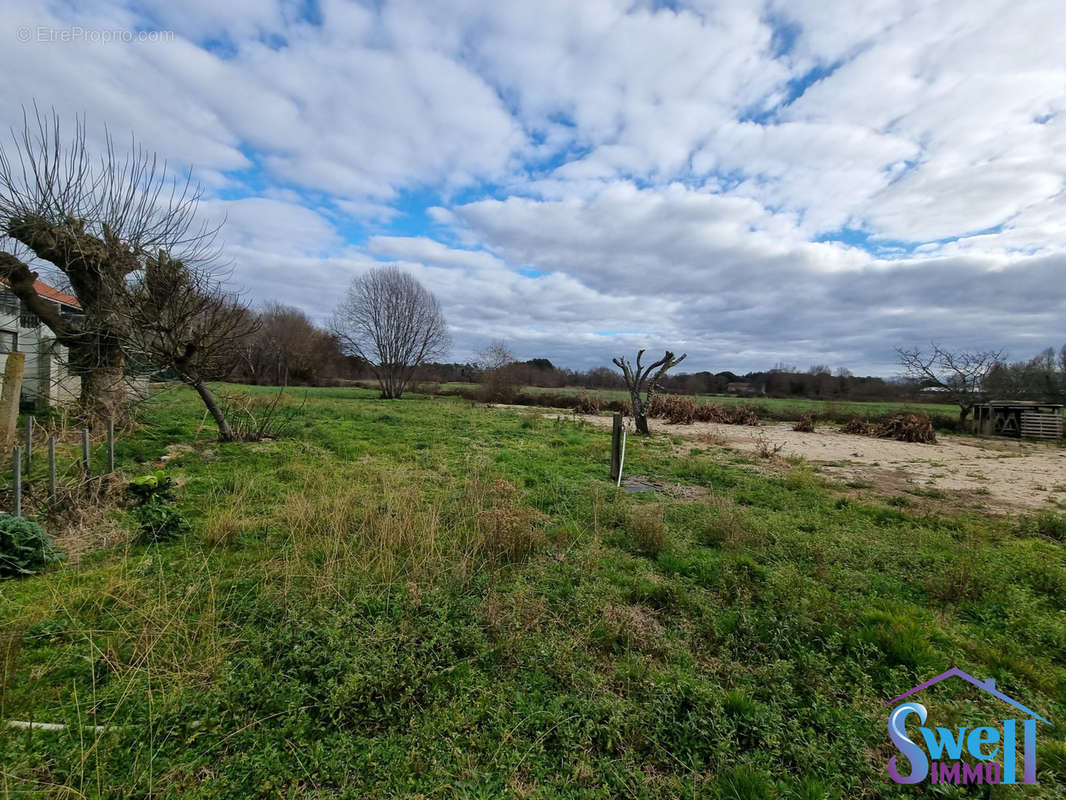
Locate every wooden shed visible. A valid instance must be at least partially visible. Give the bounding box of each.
[972,401,1064,440]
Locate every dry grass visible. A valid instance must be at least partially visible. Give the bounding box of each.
[626,505,668,555]
[573,395,603,415]
[274,463,540,589]
[699,497,759,550]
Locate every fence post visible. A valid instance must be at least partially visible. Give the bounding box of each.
[48,435,56,504]
[610,413,623,481]
[107,418,115,474]
[24,415,32,472]
[81,429,90,474]
[13,445,21,517]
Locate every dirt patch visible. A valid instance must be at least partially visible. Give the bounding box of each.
[540,411,1066,513]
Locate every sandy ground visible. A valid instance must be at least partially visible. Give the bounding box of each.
[536,409,1066,512]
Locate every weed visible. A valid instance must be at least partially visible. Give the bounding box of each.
[626,505,668,555]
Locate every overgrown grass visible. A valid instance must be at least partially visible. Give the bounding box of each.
[0,385,1064,797]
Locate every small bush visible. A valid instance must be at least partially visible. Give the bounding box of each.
[792,413,815,433]
[627,506,668,555]
[1017,511,1066,542]
[132,496,190,542]
[0,514,63,578]
[128,471,189,543]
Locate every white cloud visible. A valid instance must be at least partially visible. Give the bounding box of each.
[1,0,1065,372]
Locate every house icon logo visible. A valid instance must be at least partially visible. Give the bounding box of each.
[886,667,1052,785]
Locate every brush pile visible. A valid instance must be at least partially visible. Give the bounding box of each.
[839,418,874,436]
[792,413,816,433]
[647,395,759,426]
[573,395,603,415]
[875,413,937,444]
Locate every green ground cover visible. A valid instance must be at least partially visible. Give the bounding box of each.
[1,386,1064,797]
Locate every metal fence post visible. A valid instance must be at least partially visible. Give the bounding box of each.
[48,435,56,503]
[107,418,115,474]
[82,428,90,474]
[13,445,21,517]
[24,415,32,472]
[609,413,622,481]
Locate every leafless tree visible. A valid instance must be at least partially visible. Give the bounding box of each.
[0,105,220,425]
[124,252,257,441]
[331,266,449,399]
[234,303,348,386]
[612,349,687,434]
[476,340,521,403]
[896,343,1003,423]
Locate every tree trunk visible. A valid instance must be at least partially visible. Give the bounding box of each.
[75,345,129,428]
[629,389,649,435]
[191,379,236,441]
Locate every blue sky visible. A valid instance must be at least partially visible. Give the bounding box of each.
[3,0,1065,373]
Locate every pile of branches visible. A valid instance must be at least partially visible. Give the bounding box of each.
[875,413,937,444]
[839,413,937,443]
[647,395,759,426]
[573,395,603,415]
[792,412,816,433]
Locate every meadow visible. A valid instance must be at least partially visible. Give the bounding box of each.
[436,382,963,428]
[1,385,1065,798]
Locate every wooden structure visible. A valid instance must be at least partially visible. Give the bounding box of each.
[972,401,1064,440]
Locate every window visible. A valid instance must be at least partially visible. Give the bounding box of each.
[0,290,17,315]
[0,330,16,353]
[19,300,40,329]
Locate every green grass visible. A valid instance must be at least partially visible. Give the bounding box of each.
[438,381,962,426]
[1,385,1064,798]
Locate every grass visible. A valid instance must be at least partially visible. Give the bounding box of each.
[0,384,1065,797]
[437,381,964,428]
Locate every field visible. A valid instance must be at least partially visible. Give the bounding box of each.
[438,382,962,427]
[2,386,1066,798]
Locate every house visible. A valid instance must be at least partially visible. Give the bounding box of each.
[0,279,83,408]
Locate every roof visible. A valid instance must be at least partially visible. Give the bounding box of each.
[886,667,1052,725]
[0,278,80,309]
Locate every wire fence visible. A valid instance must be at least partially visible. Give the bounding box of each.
[6,415,118,517]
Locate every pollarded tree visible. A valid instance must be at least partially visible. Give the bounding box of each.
[612,349,687,435]
[0,106,219,425]
[124,251,258,441]
[331,266,449,399]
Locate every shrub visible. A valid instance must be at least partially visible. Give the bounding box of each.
[792,412,815,433]
[0,514,63,578]
[476,479,539,565]
[627,506,668,555]
[128,471,189,542]
[1017,511,1066,542]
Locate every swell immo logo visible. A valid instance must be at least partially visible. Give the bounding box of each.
[887,668,1052,786]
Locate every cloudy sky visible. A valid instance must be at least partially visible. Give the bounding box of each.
[3,0,1065,374]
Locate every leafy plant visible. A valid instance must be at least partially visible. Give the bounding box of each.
[0,514,63,578]
[127,471,188,542]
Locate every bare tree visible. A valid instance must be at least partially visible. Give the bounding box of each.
[612,349,687,435]
[331,266,449,399]
[235,303,348,386]
[896,343,1003,423]
[477,340,521,403]
[124,252,257,440]
[0,106,219,425]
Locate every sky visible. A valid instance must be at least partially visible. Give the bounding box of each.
[2,0,1065,375]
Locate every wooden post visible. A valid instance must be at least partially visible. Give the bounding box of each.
[48,435,56,503]
[24,415,32,472]
[106,418,115,474]
[609,413,623,481]
[81,429,90,474]
[13,445,21,517]
[0,352,25,449]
